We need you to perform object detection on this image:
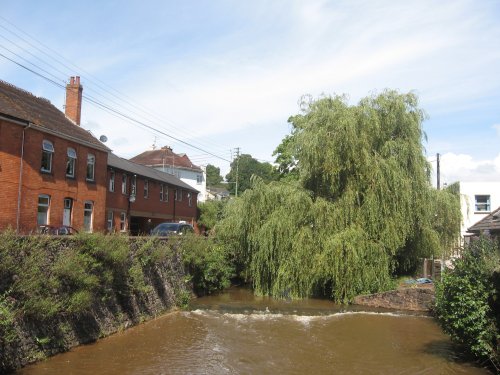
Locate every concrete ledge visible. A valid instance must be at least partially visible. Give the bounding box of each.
[352,286,435,312]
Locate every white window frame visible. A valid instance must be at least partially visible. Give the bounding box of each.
[37,194,50,225]
[175,189,182,202]
[144,179,149,198]
[475,195,491,212]
[122,174,127,195]
[109,170,115,192]
[196,174,202,185]
[86,154,95,181]
[164,186,168,202]
[131,175,137,196]
[188,192,192,207]
[160,184,164,201]
[41,140,54,173]
[107,210,114,231]
[66,147,77,177]
[120,212,126,231]
[63,198,73,226]
[83,201,93,232]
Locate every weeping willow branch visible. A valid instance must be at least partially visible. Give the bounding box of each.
[217,91,461,302]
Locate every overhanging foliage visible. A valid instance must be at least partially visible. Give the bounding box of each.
[217,91,461,302]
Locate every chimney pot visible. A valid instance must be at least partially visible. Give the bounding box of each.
[65,76,83,125]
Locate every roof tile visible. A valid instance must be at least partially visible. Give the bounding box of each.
[130,147,202,172]
[0,80,108,151]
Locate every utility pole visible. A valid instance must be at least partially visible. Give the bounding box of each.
[436,153,441,190]
[235,147,240,197]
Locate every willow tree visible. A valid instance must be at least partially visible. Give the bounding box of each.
[218,91,461,302]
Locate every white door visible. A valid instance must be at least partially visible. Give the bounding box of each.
[63,198,72,226]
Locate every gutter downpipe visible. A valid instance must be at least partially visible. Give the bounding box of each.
[16,123,31,234]
[173,190,176,222]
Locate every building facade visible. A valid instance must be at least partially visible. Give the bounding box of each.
[130,146,207,202]
[0,77,198,235]
[106,153,198,235]
[0,78,108,234]
[459,181,500,237]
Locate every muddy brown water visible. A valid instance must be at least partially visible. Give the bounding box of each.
[17,288,490,375]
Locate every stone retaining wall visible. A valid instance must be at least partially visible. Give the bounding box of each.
[0,236,190,373]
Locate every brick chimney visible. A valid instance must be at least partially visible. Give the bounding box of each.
[65,76,83,125]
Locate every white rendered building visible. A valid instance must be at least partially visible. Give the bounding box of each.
[130,146,207,202]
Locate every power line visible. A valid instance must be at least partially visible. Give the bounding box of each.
[0,16,231,154]
[0,52,232,163]
[83,94,232,162]
[0,16,232,159]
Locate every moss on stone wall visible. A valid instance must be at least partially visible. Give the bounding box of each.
[0,231,190,373]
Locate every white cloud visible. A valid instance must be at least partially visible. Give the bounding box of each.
[431,152,500,185]
[5,0,500,174]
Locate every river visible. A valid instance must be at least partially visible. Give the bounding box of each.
[17,288,490,375]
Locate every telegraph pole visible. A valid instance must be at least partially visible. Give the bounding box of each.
[436,153,441,190]
[235,147,240,197]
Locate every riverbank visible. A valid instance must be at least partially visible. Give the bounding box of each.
[0,234,191,373]
[352,284,435,312]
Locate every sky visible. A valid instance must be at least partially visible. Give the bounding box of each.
[1,0,500,184]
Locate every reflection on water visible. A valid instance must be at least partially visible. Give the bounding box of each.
[17,288,490,375]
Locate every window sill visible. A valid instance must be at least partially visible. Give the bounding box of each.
[66,175,76,180]
[86,179,96,184]
[474,211,491,214]
[40,170,52,175]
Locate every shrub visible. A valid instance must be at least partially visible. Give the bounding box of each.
[181,235,234,295]
[0,290,17,343]
[435,236,500,371]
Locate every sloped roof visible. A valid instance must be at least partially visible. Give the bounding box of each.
[468,206,500,233]
[0,80,108,151]
[108,153,199,193]
[207,187,230,195]
[130,147,202,172]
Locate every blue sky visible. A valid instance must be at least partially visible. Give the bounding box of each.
[1,0,500,183]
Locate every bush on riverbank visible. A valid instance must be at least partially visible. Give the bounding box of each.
[0,230,194,371]
[434,237,500,371]
[181,235,235,296]
[0,231,182,323]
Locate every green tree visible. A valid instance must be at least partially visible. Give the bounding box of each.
[218,91,461,302]
[206,164,224,187]
[198,200,227,232]
[272,131,299,181]
[435,237,499,371]
[225,154,277,195]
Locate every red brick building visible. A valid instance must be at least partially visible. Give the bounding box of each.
[106,153,198,235]
[0,78,109,233]
[0,77,198,234]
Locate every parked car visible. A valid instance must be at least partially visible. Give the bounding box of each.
[151,222,194,236]
[54,226,79,235]
[38,225,78,235]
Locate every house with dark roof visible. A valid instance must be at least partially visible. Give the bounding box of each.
[130,146,207,202]
[467,205,500,240]
[459,181,500,237]
[106,153,198,235]
[0,77,109,233]
[0,77,199,235]
[206,187,230,201]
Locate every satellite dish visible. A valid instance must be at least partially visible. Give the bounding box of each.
[99,135,108,143]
